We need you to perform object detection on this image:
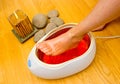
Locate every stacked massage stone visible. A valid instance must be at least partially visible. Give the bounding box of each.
[32,10,64,43]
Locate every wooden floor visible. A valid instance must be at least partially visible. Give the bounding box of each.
[0,0,120,84]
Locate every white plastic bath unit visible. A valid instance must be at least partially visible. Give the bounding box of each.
[27,23,96,79]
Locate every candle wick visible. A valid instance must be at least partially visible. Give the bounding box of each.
[14,11,18,19]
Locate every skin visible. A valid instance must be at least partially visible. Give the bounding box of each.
[36,0,120,56]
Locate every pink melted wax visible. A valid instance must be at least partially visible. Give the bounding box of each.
[36,27,91,64]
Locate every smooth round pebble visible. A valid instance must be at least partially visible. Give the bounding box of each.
[50,17,64,26]
[34,30,45,42]
[45,23,57,33]
[47,10,59,18]
[32,14,48,29]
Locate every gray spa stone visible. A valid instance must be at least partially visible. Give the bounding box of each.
[50,17,64,26]
[45,23,57,33]
[47,10,59,18]
[34,30,45,42]
[32,14,48,29]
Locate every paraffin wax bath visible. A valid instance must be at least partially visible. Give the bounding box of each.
[36,28,90,64]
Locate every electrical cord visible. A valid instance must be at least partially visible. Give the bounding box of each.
[95,35,120,39]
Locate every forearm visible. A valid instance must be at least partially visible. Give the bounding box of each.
[68,0,120,39]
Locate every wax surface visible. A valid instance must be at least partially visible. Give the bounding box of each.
[36,28,90,64]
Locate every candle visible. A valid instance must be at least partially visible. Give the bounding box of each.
[8,10,33,38]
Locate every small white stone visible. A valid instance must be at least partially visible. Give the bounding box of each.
[32,14,48,29]
[34,30,45,42]
[47,10,59,18]
[45,23,57,33]
[50,17,64,26]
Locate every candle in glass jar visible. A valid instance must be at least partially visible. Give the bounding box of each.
[8,10,33,38]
